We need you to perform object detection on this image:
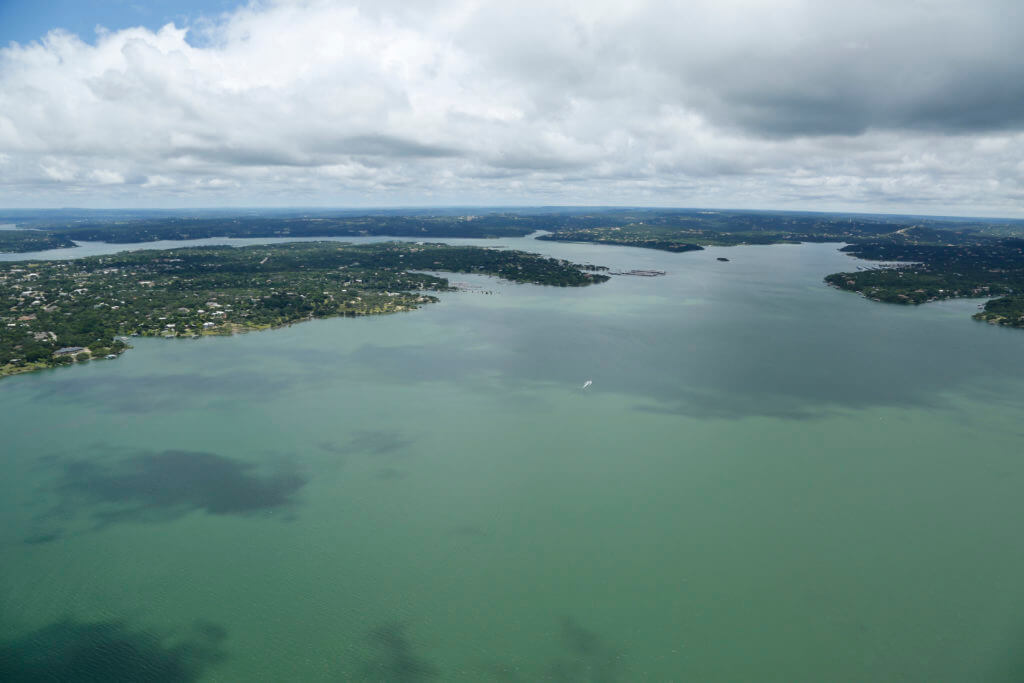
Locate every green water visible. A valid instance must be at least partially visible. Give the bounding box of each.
[3,238,1024,681]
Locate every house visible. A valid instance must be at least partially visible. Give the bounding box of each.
[54,346,86,356]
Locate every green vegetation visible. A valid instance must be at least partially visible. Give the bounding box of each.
[8,207,1024,255]
[5,214,544,246]
[0,241,608,378]
[7,207,1024,337]
[536,210,1001,251]
[824,239,1024,327]
[0,230,76,253]
[542,227,707,252]
[975,294,1024,326]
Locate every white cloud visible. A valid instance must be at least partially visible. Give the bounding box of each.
[142,174,175,188]
[0,0,1022,215]
[40,159,79,182]
[90,169,126,184]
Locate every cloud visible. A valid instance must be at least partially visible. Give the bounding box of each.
[142,174,175,187]
[90,169,125,184]
[683,0,1024,137]
[0,0,1022,214]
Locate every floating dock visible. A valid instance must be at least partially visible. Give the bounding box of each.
[610,269,666,277]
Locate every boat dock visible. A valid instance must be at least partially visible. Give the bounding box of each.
[610,269,666,277]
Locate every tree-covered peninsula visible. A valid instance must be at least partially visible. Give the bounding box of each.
[824,239,1024,327]
[0,242,608,378]
[0,230,77,253]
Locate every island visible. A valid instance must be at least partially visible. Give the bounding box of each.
[0,241,608,379]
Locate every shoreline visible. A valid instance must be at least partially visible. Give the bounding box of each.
[0,298,440,381]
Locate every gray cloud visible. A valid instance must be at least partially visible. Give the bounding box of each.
[0,0,1022,214]
[677,2,1024,137]
[322,134,462,159]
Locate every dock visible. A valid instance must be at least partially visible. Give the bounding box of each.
[610,269,666,277]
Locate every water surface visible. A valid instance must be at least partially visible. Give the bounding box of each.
[2,238,1024,681]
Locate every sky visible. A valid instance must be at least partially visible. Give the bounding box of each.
[1,0,1023,216]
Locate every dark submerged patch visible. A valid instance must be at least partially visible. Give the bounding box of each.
[21,531,63,545]
[341,430,414,458]
[480,617,624,682]
[359,622,438,681]
[0,618,226,682]
[55,449,306,525]
[375,467,406,481]
[547,617,622,683]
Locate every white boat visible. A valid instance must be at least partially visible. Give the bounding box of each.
[582,380,592,389]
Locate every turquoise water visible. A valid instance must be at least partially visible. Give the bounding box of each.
[2,238,1024,681]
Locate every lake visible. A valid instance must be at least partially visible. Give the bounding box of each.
[2,236,1023,681]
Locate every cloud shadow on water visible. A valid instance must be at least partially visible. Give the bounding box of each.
[318,430,416,482]
[20,531,63,545]
[477,616,623,682]
[43,449,306,532]
[547,617,622,683]
[359,622,439,682]
[0,618,227,682]
[375,467,406,481]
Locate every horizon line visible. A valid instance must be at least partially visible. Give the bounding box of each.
[3,205,1024,223]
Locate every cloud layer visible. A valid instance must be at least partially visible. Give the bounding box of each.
[1,0,1023,214]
